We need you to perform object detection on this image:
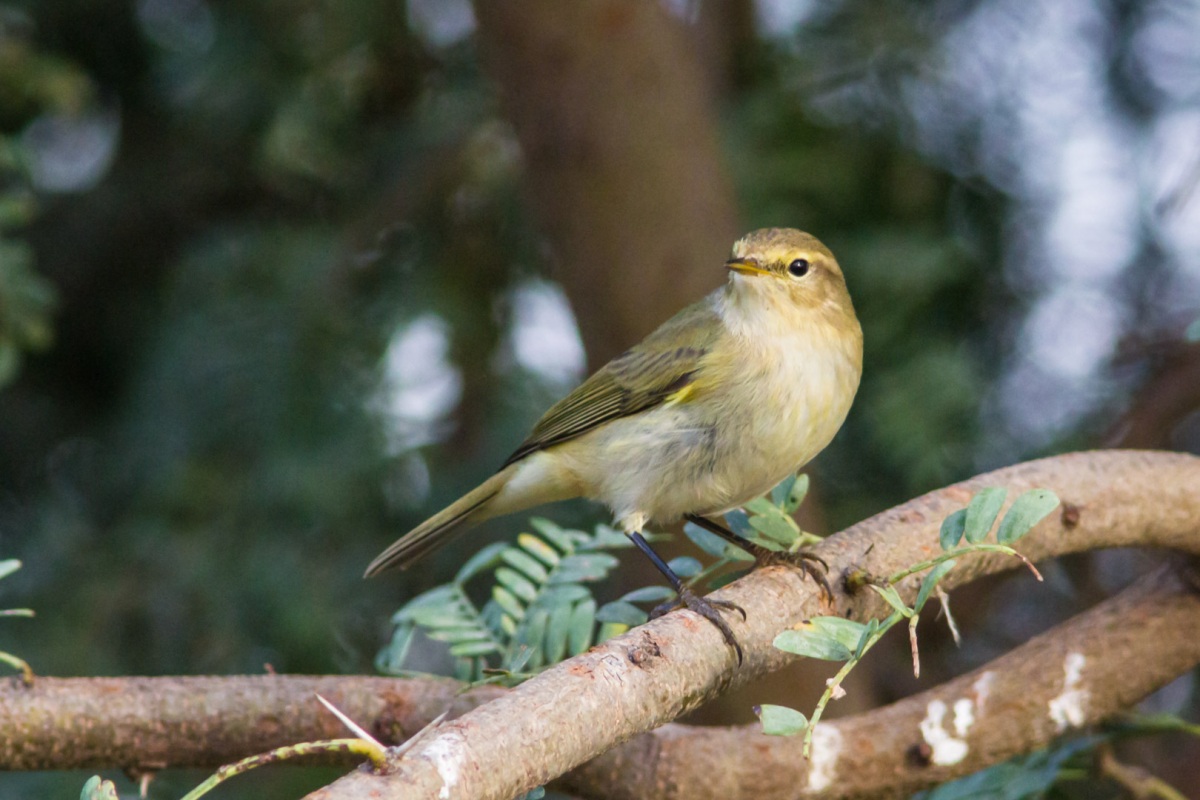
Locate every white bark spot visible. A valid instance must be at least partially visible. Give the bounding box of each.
[423,732,466,799]
[952,698,975,737]
[1049,652,1088,731]
[972,671,995,711]
[919,697,975,765]
[807,724,842,791]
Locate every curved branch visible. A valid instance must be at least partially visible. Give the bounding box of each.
[307,450,1200,800]
[3,563,1197,800]
[565,562,1200,799]
[0,675,502,772]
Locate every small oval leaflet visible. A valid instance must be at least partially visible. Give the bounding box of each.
[595,600,649,627]
[964,487,1007,544]
[774,626,853,661]
[757,703,809,736]
[997,489,1060,544]
[939,508,967,550]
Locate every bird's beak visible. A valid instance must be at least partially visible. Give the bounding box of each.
[725,258,770,277]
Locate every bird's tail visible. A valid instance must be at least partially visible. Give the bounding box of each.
[364,468,513,577]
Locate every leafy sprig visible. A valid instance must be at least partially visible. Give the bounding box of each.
[377,519,646,683]
[759,487,1058,756]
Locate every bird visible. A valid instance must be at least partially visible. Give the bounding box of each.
[366,228,864,661]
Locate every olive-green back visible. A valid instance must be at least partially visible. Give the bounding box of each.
[502,298,720,467]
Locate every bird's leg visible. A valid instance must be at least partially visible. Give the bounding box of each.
[627,531,745,664]
[684,513,833,602]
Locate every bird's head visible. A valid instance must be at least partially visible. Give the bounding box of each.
[723,228,856,328]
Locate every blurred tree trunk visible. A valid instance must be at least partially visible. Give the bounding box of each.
[473,0,740,366]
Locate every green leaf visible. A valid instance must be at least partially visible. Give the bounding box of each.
[771,474,797,507]
[723,509,753,537]
[375,624,415,674]
[784,473,810,513]
[401,607,473,629]
[707,567,751,589]
[744,496,778,515]
[518,533,561,566]
[449,640,501,657]
[583,524,631,550]
[516,607,549,670]
[80,776,119,800]
[997,489,1060,544]
[597,621,628,642]
[868,583,912,617]
[426,627,493,644]
[595,600,649,627]
[495,567,539,604]
[756,704,808,736]
[492,586,525,620]
[619,585,676,603]
[683,521,729,558]
[544,603,573,663]
[853,618,880,659]
[666,556,702,578]
[454,542,509,584]
[568,598,596,655]
[914,560,956,613]
[499,613,517,637]
[550,553,619,584]
[538,584,591,605]
[501,548,550,584]
[939,508,967,550]
[964,487,1007,543]
[507,645,536,673]
[528,517,575,553]
[809,616,869,653]
[748,513,800,546]
[773,626,853,661]
[0,560,21,581]
[392,585,460,622]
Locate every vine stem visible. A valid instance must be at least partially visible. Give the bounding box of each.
[180,739,388,800]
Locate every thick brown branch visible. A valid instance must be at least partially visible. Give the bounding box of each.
[0,675,501,772]
[3,562,1196,800]
[473,0,740,365]
[307,450,1200,800]
[565,562,1200,799]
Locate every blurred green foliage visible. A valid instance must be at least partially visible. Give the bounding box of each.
[0,0,1195,797]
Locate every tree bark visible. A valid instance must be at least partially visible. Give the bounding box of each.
[564,562,1200,799]
[3,561,1197,800]
[304,450,1200,800]
[473,0,741,366]
[0,675,503,772]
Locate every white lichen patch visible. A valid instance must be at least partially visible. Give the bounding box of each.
[919,697,976,766]
[972,671,995,711]
[1049,651,1088,732]
[952,697,975,737]
[423,731,466,799]
[807,724,842,791]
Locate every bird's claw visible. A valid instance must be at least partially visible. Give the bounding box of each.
[651,585,745,664]
[760,549,834,604]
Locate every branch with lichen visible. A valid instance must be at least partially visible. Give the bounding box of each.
[4,451,1197,799]
[304,449,1200,800]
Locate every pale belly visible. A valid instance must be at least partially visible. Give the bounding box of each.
[549,345,859,531]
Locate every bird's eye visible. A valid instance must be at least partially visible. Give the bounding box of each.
[788,258,810,277]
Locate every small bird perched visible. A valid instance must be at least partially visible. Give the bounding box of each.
[366,228,863,660]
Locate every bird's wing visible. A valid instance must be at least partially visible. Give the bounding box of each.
[501,299,720,467]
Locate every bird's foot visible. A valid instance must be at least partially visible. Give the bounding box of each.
[651,586,746,664]
[759,548,834,604]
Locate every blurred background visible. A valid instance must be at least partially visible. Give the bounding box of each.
[0,0,1198,797]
